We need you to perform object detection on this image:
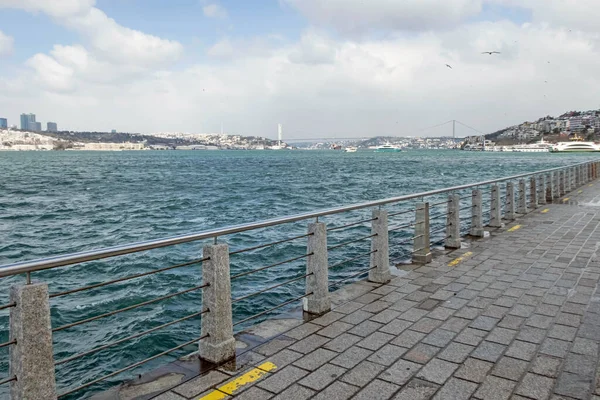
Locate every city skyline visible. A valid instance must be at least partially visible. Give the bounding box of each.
[0,1,599,138]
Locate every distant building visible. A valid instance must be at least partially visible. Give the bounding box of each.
[0,118,7,129]
[32,122,42,132]
[111,129,117,133]
[20,113,36,130]
[47,122,58,132]
[568,116,583,132]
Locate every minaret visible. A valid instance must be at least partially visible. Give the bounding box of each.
[278,123,282,147]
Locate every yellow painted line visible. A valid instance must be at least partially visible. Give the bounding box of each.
[507,225,521,232]
[590,184,594,187]
[578,190,583,194]
[198,362,277,399]
[562,197,569,203]
[448,251,473,267]
[541,208,550,214]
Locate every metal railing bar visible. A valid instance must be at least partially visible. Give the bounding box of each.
[0,162,591,278]
[388,208,416,217]
[231,273,313,304]
[329,250,377,270]
[52,282,209,332]
[430,226,447,235]
[230,253,313,280]
[394,235,421,246]
[49,257,210,299]
[55,309,209,366]
[388,222,415,232]
[57,334,209,398]
[233,292,313,327]
[411,247,427,254]
[460,195,473,200]
[327,217,377,232]
[329,266,377,287]
[459,205,473,211]
[430,211,451,219]
[430,200,451,207]
[0,302,16,311]
[229,233,313,256]
[0,339,16,349]
[328,234,377,251]
[0,376,16,386]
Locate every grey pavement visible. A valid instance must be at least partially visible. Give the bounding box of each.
[158,180,600,400]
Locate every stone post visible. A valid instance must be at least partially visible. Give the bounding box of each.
[505,182,516,220]
[445,194,461,249]
[559,171,566,196]
[529,177,538,209]
[200,244,236,363]
[9,283,57,400]
[470,190,485,237]
[304,222,330,314]
[412,202,432,264]
[369,210,391,284]
[575,166,580,188]
[539,175,547,205]
[580,165,585,184]
[545,174,552,203]
[518,179,528,214]
[553,172,560,200]
[568,168,574,191]
[489,185,503,228]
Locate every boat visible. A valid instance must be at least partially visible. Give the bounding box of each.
[374,143,401,152]
[344,146,358,153]
[550,142,600,152]
[508,137,552,152]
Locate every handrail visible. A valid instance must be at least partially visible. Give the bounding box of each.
[0,161,591,278]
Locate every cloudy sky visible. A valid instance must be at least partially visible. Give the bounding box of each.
[0,0,598,139]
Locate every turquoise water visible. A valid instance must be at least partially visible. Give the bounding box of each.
[0,150,596,398]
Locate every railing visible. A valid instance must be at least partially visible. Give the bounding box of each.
[0,160,598,399]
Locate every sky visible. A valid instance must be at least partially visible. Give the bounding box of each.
[0,0,599,139]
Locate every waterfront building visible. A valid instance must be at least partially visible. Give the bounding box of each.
[47,122,58,132]
[0,118,7,128]
[32,122,42,132]
[20,113,36,130]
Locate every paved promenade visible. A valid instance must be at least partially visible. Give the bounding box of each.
[156,181,600,400]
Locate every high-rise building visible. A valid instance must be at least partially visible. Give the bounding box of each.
[34,122,42,132]
[47,122,58,132]
[20,113,36,130]
[0,118,7,129]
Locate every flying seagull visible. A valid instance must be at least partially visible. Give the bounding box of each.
[482,51,501,55]
[445,64,452,69]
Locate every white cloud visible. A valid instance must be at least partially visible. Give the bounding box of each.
[0,0,95,18]
[0,30,13,56]
[203,3,228,19]
[283,0,483,34]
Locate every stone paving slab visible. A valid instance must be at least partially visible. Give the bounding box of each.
[157,179,600,399]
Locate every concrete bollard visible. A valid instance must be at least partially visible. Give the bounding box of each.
[9,283,57,400]
[539,175,547,205]
[530,177,538,209]
[489,185,503,228]
[413,202,432,264]
[569,168,574,191]
[369,210,391,284]
[200,244,236,363]
[304,222,330,314]
[545,174,552,203]
[575,166,580,188]
[553,172,560,200]
[470,190,485,237]
[518,179,528,214]
[505,182,516,220]
[559,171,566,196]
[445,194,461,249]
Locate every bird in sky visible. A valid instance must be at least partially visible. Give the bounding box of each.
[445,64,452,69]
[482,51,501,55]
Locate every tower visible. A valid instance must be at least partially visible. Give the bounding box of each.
[278,123,282,147]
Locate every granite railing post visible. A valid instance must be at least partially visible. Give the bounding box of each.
[413,202,432,264]
[445,194,461,249]
[575,166,580,188]
[558,171,565,196]
[529,177,538,209]
[539,175,547,205]
[580,165,585,184]
[518,179,528,214]
[304,222,330,314]
[200,243,236,363]
[9,283,57,400]
[545,174,552,203]
[569,168,574,191]
[489,185,503,228]
[553,172,560,200]
[505,182,516,220]
[369,210,391,284]
[470,190,485,237]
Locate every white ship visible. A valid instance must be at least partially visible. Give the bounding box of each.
[344,146,358,153]
[551,141,600,152]
[374,143,402,152]
[507,138,552,153]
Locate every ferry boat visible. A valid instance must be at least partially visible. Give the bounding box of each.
[509,138,552,153]
[344,146,358,153]
[374,143,402,152]
[550,142,600,152]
